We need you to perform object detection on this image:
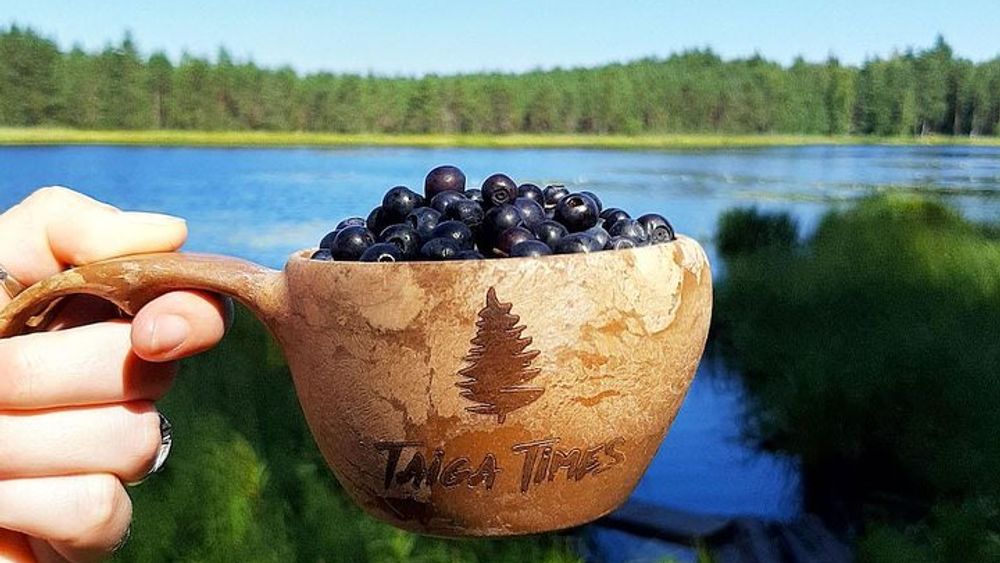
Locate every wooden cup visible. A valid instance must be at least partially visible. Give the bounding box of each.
[0,236,712,536]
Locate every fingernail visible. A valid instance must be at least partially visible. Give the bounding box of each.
[122,211,187,226]
[150,314,189,354]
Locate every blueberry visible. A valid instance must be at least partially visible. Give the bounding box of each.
[600,207,631,226]
[311,248,333,261]
[379,223,422,259]
[637,213,676,243]
[533,219,568,249]
[517,183,545,205]
[483,204,524,239]
[424,165,466,199]
[481,173,518,207]
[554,233,598,254]
[420,237,460,260]
[455,250,486,260]
[585,226,611,249]
[554,193,600,232]
[431,220,475,250]
[430,190,467,214]
[511,240,552,258]
[382,186,424,222]
[607,218,650,245]
[608,236,638,250]
[580,191,603,213]
[360,242,403,262]
[512,197,546,228]
[336,217,366,230]
[444,198,485,230]
[495,227,536,256]
[543,184,569,208]
[545,207,556,220]
[465,188,484,205]
[319,230,339,250]
[406,207,441,240]
[367,206,389,234]
[331,226,376,261]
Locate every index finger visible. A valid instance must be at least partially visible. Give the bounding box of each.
[0,187,187,307]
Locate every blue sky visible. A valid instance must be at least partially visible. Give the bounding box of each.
[5,0,998,75]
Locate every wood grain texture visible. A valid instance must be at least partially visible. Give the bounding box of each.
[281,236,712,536]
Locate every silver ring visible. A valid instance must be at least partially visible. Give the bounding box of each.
[0,263,25,300]
[127,413,173,486]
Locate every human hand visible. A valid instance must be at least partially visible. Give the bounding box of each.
[0,188,228,563]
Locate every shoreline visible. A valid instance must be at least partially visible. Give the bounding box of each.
[1,128,999,150]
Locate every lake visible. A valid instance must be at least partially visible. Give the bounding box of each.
[1,144,998,526]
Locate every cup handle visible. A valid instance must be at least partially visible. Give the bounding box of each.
[0,252,285,339]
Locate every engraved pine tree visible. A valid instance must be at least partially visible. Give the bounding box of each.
[456,287,543,424]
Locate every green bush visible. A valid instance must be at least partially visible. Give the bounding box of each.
[716,207,798,258]
[116,308,581,562]
[859,499,1000,563]
[714,194,1000,554]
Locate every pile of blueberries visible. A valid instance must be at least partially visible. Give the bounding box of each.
[311,165,675,262]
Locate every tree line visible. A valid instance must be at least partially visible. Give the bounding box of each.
[1,26,998,136]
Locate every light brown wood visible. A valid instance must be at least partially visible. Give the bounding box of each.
[0,236,712,537]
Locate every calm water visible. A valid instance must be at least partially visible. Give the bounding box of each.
[2,145,998,523]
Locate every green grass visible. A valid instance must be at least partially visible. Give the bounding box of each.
[2,127,1000,149]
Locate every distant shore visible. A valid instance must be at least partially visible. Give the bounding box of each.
[2,128,999,150]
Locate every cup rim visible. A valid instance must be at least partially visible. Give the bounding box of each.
[289,235,690,268]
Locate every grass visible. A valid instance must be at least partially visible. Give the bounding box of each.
[2,127,1000,149]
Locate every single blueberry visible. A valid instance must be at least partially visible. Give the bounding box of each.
[336,217,367,230]
[481,173,518,207]
[406,207,442,240]
[430,190,467,214]
[543,184,570,208]
[637,213,676,243]
[554,233,598,254]
[512,197,546,228]
[533,219,568,249]
[495,227,536,256]
[420,237,461,260]
[607,218,650,245]
[554,193,600,232]
[424,165,466,199]
[608,236,638,250]
[580,190,604,213]
[319,230,339,250]
[511,240,552,258]
[331,226,376,261]
[444,198,485,230]
[359,242,403,262]
[379,223,422,259]
[367,206,388,234]
[431,220,475,250]
[483,204,524,239]
[382,186,424,222]
[585,226,611,249]
[600,207,631,226]
[517,183,545,205]
[310,248,333,261]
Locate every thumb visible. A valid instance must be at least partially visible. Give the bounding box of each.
[0,187,187,302]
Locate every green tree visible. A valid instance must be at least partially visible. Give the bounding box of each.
[146,52,173,128]
[0,26,60,125]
